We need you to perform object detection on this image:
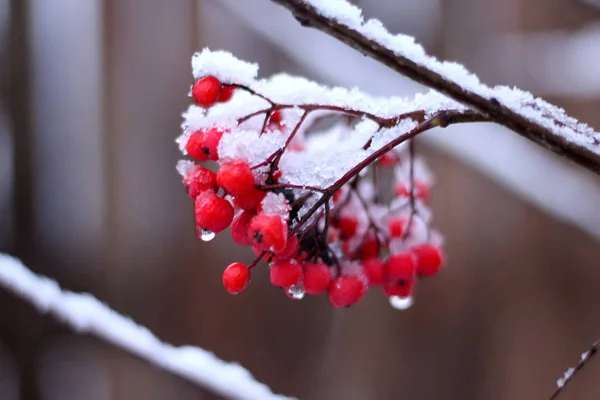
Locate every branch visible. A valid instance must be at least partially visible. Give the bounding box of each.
[0,253,294,400]
[550,340,599,400]
[270,0,600,175]
[291,109,482,234]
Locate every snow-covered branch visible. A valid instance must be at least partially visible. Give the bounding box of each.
[550,340,599,400]
[0,252,294,400]
[270,0,600,174]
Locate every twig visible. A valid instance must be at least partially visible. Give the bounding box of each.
[270,0,600,174]
[291,110,483,234]
[550,341,599,400]
[403,139,416,240]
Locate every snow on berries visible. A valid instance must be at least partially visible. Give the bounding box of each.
[177,49,451,309]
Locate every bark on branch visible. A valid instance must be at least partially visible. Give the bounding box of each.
[270,0,600,175]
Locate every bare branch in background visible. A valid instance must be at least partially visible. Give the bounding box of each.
[0,253,294,400]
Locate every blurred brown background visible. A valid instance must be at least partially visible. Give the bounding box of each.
[1,0,600,399]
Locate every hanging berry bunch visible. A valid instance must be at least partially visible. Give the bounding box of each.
[177,49,478,309]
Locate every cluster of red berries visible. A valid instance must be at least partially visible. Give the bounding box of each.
[181,75,445,308]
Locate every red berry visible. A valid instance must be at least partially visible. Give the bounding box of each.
[272,170,282,182]
[328,275,366,308]
[383,278,415,298]
[233,187,267,211]
[217,160,255,196]
[326,228,339,244]
[363,258,385,286]
[222,262,250,294]
[387,252,417,283]
[359,232,380,260]
[249,214,288,253]
[341,241,353,258]
[336,216,358,240]
[194,191,234,234]
[288,140,305,152]
[270,259,302,288]
[269,110,283,126]
[183,165,217,199]
[378,152,398,167]
[332,189,344,204]
[388,218,405,238]
[274,235,299,260]
[394,180,430,204]
[218,85,235,103]
[185,128,225,161]
[302,262,331,295]
[231,211,255,245]
[413,244,444,277]
[192,76,221,108]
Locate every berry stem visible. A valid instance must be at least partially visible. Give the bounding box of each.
[354,185,389,242]
[372,164,380,204]
[403,139,417,240]
[249,251,268,270]
[322,199,332,243]
[235,84,275,106]
[236,95,428,128]
[268,110,310,178]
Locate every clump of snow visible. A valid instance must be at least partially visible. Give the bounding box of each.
[581,350,591,361]
[369,119,418,153]
[192,48,258,86]
[557,367,575,388]
[218,128,286,168]
[176,160,196,178]
[261,192,292,222]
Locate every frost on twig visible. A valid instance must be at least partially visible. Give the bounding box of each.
[550,341,599,400]
[0,253,295,400]
[270,0,600,174]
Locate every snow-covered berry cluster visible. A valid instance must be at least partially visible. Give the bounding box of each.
[177,49,452,309]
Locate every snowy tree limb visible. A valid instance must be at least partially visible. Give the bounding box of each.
[0,253,294,400]
[270,0,600,175]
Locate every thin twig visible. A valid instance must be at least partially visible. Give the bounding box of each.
[403,139,416,240]
[550,341,599,400]
[291,110,483,235]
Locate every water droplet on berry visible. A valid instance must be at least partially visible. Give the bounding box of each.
[200,229,216,242]
[389,295,413,310]
[287,283,305,300]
